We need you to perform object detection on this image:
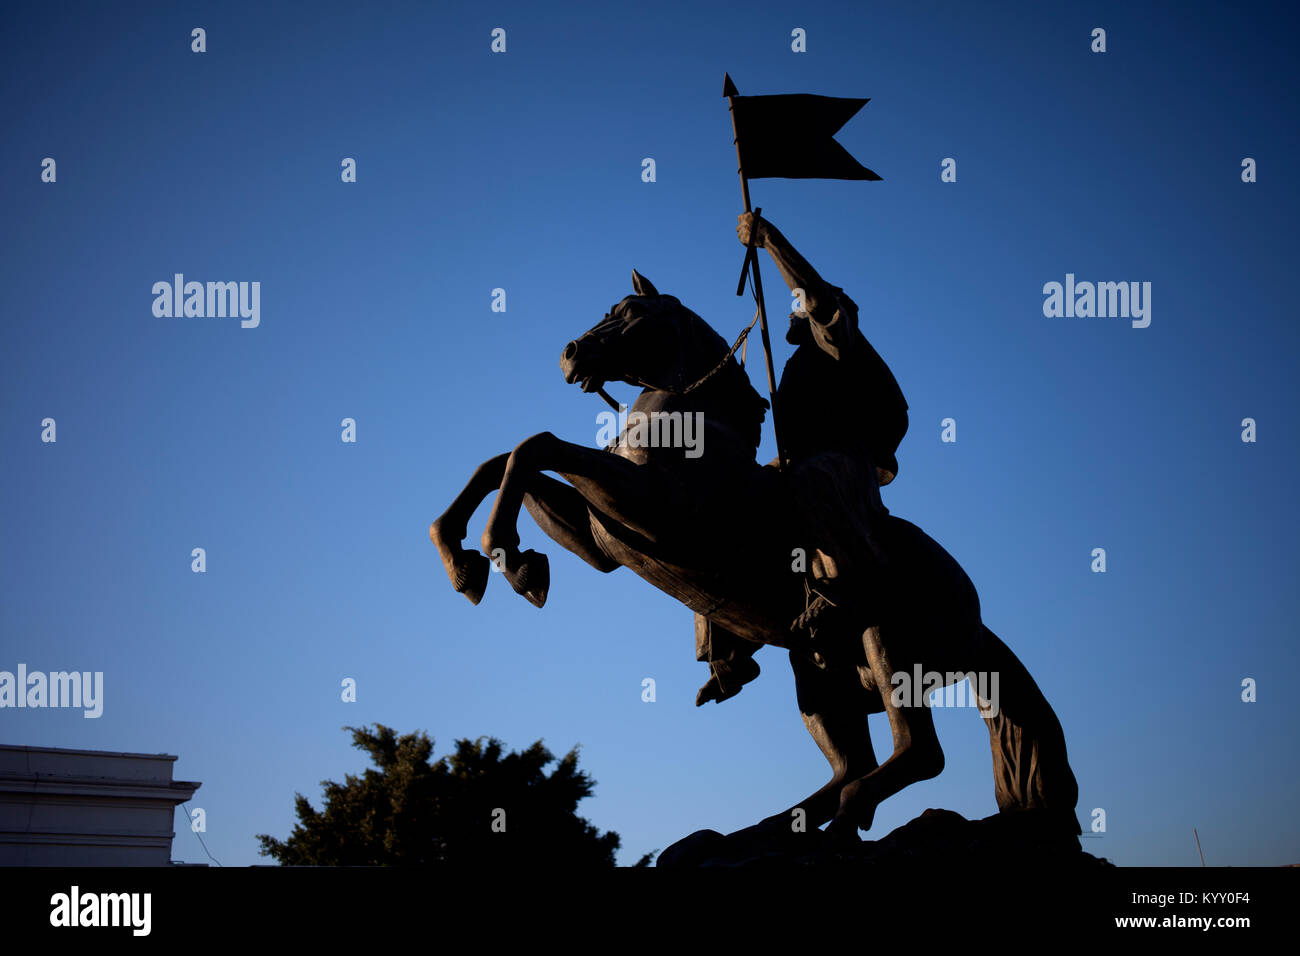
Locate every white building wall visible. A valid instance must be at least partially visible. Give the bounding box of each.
[0,745,201,866]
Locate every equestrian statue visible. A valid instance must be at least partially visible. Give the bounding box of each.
[429,211,1081,843]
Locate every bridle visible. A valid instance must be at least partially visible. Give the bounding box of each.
[615,299,761,398]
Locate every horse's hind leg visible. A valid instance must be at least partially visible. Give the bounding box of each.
[775,649,879,831]
[431,453,509,604]
[828,624,945,837]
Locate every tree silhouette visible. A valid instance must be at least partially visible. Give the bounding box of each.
[256,724,653,866]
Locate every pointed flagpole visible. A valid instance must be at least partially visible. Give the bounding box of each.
[724,73,787,470]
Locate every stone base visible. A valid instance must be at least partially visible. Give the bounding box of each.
[657,807,1111,869]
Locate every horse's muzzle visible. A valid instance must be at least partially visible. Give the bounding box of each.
[560,341,580,383]
[561,339,598,386]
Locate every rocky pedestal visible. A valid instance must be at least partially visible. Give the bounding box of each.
[657,807,1111,869]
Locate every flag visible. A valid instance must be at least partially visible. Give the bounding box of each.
[724,73,880,181]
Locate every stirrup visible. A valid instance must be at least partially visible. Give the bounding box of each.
[791,590,839,633]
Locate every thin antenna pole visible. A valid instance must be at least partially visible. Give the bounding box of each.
[1194,827,1206,867]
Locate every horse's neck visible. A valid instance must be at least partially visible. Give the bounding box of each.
[627,386,759,465]
[623,312,765,461]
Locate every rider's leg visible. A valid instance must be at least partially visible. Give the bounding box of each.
[790,453,891,638]
[695,615,762,706]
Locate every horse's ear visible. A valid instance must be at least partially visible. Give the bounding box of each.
[631,270,659,297]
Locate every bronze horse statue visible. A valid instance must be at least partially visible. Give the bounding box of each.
[430,272,1079,839]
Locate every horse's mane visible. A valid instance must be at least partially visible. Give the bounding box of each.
[667,298,770,454]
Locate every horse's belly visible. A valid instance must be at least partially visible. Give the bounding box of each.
[589,514,790,647]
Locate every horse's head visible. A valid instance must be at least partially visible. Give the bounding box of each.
[560,270,684,394]
[560,270,769,449]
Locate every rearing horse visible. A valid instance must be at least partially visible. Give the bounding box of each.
[430,272,1080,838]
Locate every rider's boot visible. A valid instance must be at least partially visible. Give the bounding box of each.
[695,654,762,706]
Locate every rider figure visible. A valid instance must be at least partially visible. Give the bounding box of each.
[696,212,908,704]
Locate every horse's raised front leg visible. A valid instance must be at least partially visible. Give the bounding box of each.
[826,624,945,839]
[482,432,676,607]
[522,473,621,575]
[430,453,509,605]
[432,454,622,605]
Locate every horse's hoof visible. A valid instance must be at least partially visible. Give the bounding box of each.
[450,551,490,605]
[825,815,864,844]
[506,549,550,608]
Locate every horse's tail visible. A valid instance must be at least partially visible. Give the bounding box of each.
[976,625,1081,833]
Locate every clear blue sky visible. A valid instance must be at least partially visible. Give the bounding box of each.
[2,0,1296,867]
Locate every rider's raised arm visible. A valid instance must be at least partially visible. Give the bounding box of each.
[738,213,859,361]
[794,281,865,364]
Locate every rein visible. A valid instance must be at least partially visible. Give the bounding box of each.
[629,297,762,398]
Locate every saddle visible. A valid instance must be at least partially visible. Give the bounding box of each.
[695,450,892,704]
